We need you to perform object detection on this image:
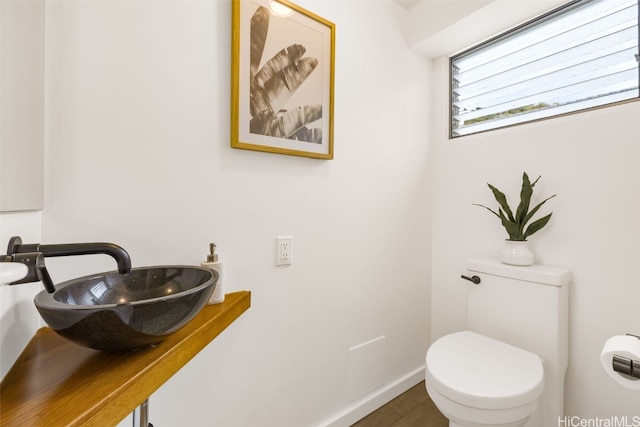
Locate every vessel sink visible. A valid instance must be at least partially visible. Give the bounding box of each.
[34,266,217,351]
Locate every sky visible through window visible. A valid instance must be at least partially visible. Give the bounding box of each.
[451,0,639,137]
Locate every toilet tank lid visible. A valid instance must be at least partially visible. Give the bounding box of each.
[468,257,571,287]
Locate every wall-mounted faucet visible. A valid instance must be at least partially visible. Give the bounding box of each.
[0,236,131,293]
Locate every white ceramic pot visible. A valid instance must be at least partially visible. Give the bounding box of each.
[499,240,534,266]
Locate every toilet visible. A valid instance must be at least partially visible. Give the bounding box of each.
[425,257,571,427]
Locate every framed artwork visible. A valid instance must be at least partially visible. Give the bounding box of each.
[231,0,335,160]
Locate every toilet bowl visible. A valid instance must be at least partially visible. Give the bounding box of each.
[426,331,544,427]
[425,257,571,427]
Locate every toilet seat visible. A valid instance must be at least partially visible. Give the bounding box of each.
[426,331,544,411]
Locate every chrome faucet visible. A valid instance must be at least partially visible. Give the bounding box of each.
[0,236,131,293]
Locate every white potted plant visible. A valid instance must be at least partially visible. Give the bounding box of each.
[474,172,556,265]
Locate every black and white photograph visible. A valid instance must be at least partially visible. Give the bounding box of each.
[231,0,335,159]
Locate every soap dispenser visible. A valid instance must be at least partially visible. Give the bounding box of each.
[202,243,224,304]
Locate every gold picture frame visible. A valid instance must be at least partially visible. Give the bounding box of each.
[231,0,335,160]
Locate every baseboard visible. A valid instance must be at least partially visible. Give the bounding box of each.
[319,366,426,427]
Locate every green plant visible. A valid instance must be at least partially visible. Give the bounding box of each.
[474,172,556,241]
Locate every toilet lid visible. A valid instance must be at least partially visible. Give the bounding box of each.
[425,331,544,410]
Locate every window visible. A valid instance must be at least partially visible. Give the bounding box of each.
[450,0,639,138]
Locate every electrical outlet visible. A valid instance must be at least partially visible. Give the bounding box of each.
[276,236,292,266]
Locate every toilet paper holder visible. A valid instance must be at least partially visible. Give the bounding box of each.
[612,334,640,380]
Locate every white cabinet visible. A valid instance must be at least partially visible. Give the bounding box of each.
[0,0,44,211]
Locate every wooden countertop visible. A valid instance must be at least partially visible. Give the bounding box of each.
[0,290,251,426]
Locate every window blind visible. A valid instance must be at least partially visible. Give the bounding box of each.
[451,0,640,137]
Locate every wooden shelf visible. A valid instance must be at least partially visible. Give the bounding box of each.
[0,291,251,426]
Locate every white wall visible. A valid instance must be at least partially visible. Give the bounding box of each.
[26,0,431,426]
[407,0,567,58]
[430,50,640,419]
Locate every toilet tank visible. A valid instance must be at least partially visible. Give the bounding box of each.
[467,257,570,364]
[466,257,571,427]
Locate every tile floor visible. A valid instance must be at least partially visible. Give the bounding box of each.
[351,381,448,427]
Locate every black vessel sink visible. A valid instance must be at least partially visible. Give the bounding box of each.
[34,266,217,352]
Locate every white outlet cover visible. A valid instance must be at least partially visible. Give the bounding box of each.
[276,236,292,266]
